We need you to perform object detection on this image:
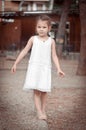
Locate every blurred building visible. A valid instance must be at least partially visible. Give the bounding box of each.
[0,0,80,52]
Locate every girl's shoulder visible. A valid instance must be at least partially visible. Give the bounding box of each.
[29,35,37,42]
[30,35,36,39]
[50,37,55,45]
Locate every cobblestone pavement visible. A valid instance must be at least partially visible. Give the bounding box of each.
[0,55,86,130]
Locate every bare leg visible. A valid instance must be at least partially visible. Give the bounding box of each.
[34,90,47,120]
[34,90,43,119]
[41,92,47,119]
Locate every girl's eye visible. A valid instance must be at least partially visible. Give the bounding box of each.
[43,26,46,28]
[38,26,41,28]
[37,26,47,29]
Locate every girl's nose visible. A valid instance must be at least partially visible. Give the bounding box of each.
[40,28,43,30]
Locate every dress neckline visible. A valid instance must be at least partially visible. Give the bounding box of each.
[36,36,50,43]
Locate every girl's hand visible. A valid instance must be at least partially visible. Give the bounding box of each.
[58,69,65,77]
[11,64,17,73]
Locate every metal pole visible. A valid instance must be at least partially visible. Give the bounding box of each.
[49,0,54,10]
[2,0,5,15]
[19,0,24,11]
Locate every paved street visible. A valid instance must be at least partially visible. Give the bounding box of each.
[0,53,86,130]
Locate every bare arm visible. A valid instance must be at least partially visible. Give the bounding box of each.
[51,39,65,76]
[11,36,33,73]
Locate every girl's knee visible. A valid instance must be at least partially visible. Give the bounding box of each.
[34,90,41,96]
[34,90,47,96]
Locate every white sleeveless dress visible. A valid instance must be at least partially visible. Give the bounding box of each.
[23,36,52,92]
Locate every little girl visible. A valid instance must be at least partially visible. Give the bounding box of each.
[11,15,65,120]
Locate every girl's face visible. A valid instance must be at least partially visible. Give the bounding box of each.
[36,20,51,37]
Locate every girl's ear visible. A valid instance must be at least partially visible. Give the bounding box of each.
[48,26,51,32]
[35,27,38,35]
[48,26,51,36]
